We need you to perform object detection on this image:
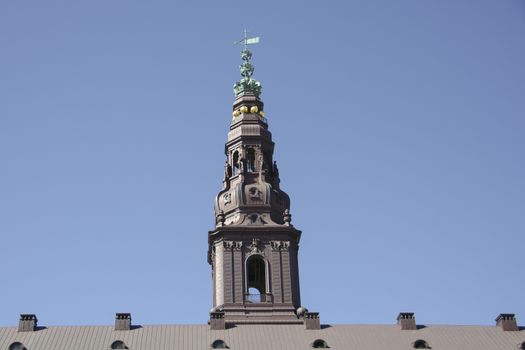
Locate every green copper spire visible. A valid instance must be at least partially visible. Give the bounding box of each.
[233,30,262,98]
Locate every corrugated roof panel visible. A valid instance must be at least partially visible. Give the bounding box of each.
[0,324,524,350]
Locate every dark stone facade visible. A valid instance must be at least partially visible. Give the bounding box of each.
[208,93,308,327]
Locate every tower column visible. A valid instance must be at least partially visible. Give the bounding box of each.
[271,242,283,303]
[214,241,225,307]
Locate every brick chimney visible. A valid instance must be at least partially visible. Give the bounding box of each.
[115,313,131,331]
[495,313,518,331]
[397,312,417,330]
[18,314,37,332]
[304,312,321,330]
[210,311,225,330]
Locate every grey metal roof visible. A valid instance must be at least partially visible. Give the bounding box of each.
[1,323,524,350]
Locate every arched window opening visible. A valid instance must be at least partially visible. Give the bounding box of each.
[211,339,229,349]
[110,340,128,349]
[520,342,525,350]
[413,339,431,349]
[312,339,329,348]
[246,255,266,302]
[246,148,256,172]
[9,342,27,350]
[232,151,240,175]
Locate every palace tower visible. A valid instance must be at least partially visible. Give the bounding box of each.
[207,36,318,328]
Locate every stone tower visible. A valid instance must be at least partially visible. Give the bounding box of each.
[208,36,317,328]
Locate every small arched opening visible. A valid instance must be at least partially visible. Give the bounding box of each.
[246,148,256,172]
[520,341,525,350]
[312,339,329,348]
[413,339,431,349]
[9,342,27,350]
[246,255,267,302]
[211,339,229,349]
[110,340,128,349]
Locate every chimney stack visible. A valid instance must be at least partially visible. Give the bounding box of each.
[495,313,518,331]
[397,312,417,330]
[115,313,131,331]
[304,312,321,330]
[210,311,226,330]
[18,314,37,332]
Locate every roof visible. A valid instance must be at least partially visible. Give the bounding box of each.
[1,323,524,350]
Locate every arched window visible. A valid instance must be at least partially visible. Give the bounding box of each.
[211,339,229,349]
[413,339,431,349]
[110,340,128,349]
[312,339,329,348]
[246,148,256,172]
[246,255,266,302]
[520,341,525,350]
[232,151,240,175]
[9,343,27,350]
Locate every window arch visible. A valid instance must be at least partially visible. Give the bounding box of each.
[110,340,128,349]
[246,148,256,172]
[9,343,27,350]
[520,341,525,350]
[413,339,431,349]
[232,151,240,175]
[211,339,229,349]
[312,339,329,348]
[246,255,267,302]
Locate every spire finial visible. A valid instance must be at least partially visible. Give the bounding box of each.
[233,30,262,97]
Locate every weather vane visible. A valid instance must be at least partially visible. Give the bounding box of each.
[234,29,260,51]
[233,29,262,98]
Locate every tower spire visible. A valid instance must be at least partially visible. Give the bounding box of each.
[207,35,311,328]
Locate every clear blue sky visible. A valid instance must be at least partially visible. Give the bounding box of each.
[1,1,524,327]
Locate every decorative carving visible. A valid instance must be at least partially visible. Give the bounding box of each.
[247,213,267,225]
[270,240,290,251]
[257,154,264,173]
[273,161,279,177]
[233,31,262,97]
[283,209,292,226]
[223,193,232,205]
[209,244,216,269]
[216,210,225,227]
[223,240,242,251]
[224,162,232,179]
[248,238,262,254]
[248,186,262,200]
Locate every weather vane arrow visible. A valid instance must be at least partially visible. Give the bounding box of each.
[234,29,260,51]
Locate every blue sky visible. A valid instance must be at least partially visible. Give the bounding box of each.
[1,1,524,327]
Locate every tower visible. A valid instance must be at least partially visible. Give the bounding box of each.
[208,35,315,328]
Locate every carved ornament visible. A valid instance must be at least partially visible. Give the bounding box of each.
[270,240,290,251]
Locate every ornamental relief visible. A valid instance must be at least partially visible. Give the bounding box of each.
[270,240,290,251]
[245,238,265,256]
[223,240,243,250]
[223,193,232,205]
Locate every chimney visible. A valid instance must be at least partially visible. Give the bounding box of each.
[115,313,131,331]
[495,313,518,331]
[304,312,321,330]
[18,314,37,332]
[397,312,417,330]
[210,311,225,330]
